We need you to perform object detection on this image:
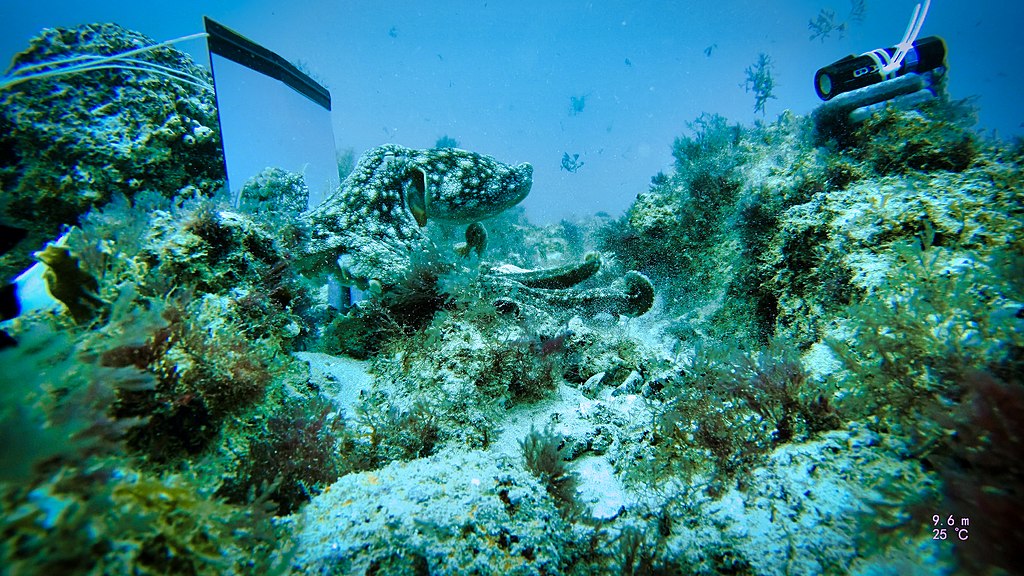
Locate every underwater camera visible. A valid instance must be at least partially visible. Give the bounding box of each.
[810,0,947,139]
[813,0,945,101]
[814,35,946,101]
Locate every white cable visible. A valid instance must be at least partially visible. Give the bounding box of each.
[882,0,931,75]
[1,32,210,91]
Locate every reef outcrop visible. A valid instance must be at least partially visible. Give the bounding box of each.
[0,23,223,281]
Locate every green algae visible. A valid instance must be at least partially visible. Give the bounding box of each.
[0,23,224,284]
[1,20,1021,575]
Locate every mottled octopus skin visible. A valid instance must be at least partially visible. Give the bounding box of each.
[300,144,532,286]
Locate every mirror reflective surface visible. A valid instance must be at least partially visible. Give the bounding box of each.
[205,18,338,208]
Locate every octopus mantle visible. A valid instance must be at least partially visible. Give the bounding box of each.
[300,144,653,317]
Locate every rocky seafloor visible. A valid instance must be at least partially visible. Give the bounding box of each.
[1,23,1022,576]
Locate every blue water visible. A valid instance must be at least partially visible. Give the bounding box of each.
[2,3,1023,574]
[4,0,1023,223]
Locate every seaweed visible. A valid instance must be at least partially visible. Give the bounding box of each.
[433,134,459,149]
[724,340,841,443]
[600,114,745,310]
[378,248,456,332]
[808,2,865,42]
[102,297,281,461]
[345,393,444,471]
[219,395,346,515]
[614,527,665,575]
[931,370,1024,574]
[743,53,776,116]
[520,426,586,520]
[829,223,1023,441]
[644,340,839,494]
[0,315,286,574]
[2,466,288,575]
[493,335,562,402]
[850,101,981,175]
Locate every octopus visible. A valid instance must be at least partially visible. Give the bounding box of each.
[299,144,653,317]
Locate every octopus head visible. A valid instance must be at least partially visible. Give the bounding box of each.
[405,148,533,226]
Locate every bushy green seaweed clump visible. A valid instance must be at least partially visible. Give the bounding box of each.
[0,319,289,574]
[347,393,444,468]
[600,113,744,315]
[848,99,981,175]
[520,426,586,520]
[641,340,840,494]
[743,53,776,116]
[433,134,459,148]
[0,184,329,571]
[60,193,316,460]
[829,224,1023,435]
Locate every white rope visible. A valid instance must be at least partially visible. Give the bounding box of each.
[0,31,211,91]
[882,0,931,75]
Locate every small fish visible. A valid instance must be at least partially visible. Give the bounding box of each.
[704,43,717,57]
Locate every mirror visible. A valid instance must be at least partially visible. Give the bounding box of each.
[204,17,338,209]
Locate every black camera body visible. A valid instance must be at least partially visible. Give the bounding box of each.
[814,35,946,100]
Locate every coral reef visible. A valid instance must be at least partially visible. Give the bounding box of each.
[1,18,1021,576]
[0,23,224,282]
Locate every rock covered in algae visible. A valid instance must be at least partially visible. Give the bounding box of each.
[0,23,224,281]
[238,167,310,216]
[293,448,571,575]
[601,101,1021,346]
[589,101,1020,573]
[658,423,948,574]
